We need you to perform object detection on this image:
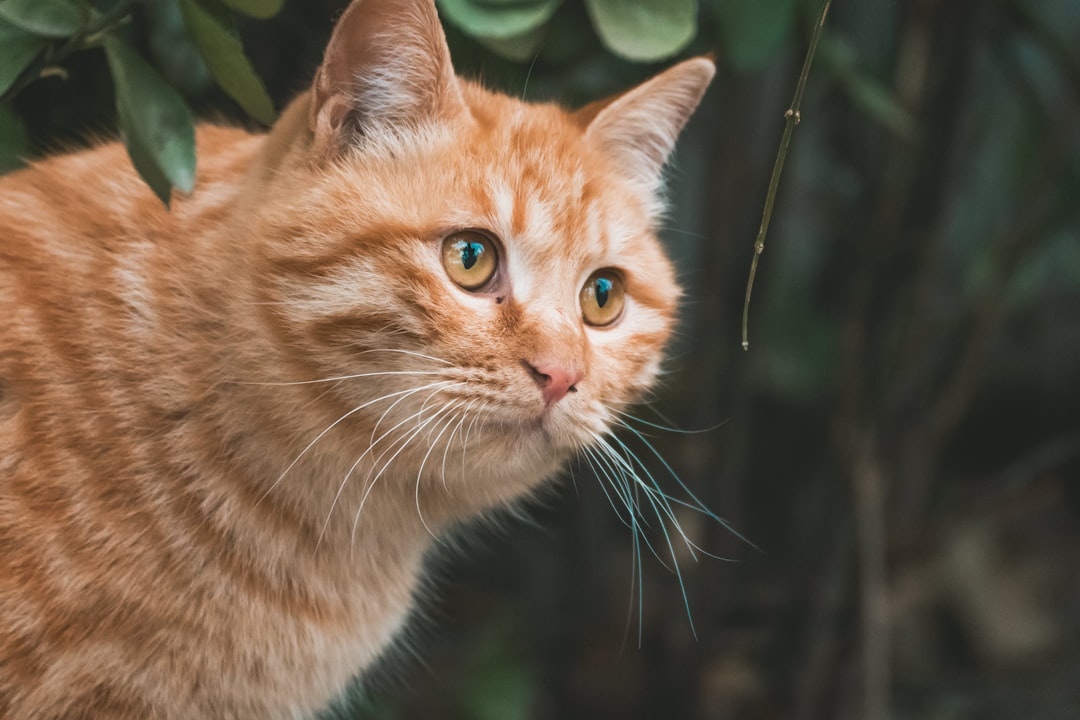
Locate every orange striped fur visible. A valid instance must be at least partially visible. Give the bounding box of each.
[0,0,713,716]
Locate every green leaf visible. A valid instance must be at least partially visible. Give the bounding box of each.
[461,624,534,720]
[0,0,88,38]
[0,19,46,96]
[713,0,797,70]
[0,101,31,173]
[475,22,547,62]
[584,0,697,62]
[219,0,283,20]
[437,0,561,40]
[471,0,544,6]
[103,35,196,206]
[179,0,275,124]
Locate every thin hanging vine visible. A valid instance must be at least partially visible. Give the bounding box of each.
[741,0,832,350]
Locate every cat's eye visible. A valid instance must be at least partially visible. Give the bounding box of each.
[580,270,626,327]
[442,231,498,291]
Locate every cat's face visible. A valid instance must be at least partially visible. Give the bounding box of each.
[244,0,711,511]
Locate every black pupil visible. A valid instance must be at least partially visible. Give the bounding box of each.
[595,277,612,307]
[460,241,481,270]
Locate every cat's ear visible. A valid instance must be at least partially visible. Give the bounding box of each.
[579,57,714,196]
[309,0,468,158]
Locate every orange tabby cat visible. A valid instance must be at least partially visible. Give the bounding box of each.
[0,0,713,716]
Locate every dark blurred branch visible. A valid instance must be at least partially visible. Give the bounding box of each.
[930,205,1050,445]
[922,12,1080,449]
[792,511,856,720]
[832,3,978,717]
[853,0,981,536]
[853,431,890,720]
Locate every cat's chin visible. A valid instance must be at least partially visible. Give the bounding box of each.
[530,406,602,455]
[471,406,590,464]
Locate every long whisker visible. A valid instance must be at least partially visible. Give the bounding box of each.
[315,388,462,552]
[257,380,455,509]
[441,399,476,489]
[589,431,728,639]
[233,370,444,387]
[581,444,638,530]
[585,439,672,569]
[614,408,727,435]
[599,432,701,559]
[613,418,758,551]
[351,399,459,547]
[365,384,458,473]
[577,450,642,650]
[602,430,740,564]
[414,401,466,538]
[598,435,699,640]
[368,378,453,446]
[359,348,454,366]
[460,401,486,481]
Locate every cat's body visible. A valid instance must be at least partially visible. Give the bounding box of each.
[0,0,713,716]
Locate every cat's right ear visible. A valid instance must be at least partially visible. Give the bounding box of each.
[577,57,714,198]
[309,0,468,159]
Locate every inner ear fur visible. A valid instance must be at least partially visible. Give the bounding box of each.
[309,0,468,159]
[578,57,715,195]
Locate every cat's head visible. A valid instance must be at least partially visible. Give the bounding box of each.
[246,0,712,513]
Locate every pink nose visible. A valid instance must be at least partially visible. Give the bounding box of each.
[524,360,583,405]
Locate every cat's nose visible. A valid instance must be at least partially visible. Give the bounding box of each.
[523,360,583,406]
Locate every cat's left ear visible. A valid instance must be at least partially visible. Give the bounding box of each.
[578,57,714,197]
[309,0,468,158]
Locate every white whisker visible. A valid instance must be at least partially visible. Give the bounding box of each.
[614,407,727,435]
[255,379,456,509]
[233,370,444,387]
[441,400,476,489]
[460,401,486,480]
[368,380,456,446]
[414,401,465,537]
[359,348,454,366]
[316,396,458,553]
[613,418,757,551]
[351,399,459,547]
[580,449,645,650]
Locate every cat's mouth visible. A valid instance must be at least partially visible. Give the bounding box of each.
[475,401,589,452]
[534,403,604,453]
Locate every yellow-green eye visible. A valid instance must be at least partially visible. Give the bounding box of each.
[580,270,625,327]
[442,231,497,291]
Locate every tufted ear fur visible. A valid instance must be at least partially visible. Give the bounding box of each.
[580,57,714,199]
[309,0,468,158]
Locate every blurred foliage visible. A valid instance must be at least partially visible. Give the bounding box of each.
[0,0,736,199]
[0,0,279,203]
[4,1,1080,719]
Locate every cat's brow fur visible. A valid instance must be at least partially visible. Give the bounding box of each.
[0,0,713,716]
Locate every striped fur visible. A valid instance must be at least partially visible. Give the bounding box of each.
[0,0,713,716]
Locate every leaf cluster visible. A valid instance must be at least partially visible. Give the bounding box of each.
[440,0,805,65]
[0,0,281,204]
[0,0,836,202]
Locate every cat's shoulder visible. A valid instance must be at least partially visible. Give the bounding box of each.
[0,124,258,207]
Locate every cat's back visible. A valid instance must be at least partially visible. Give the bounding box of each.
[1,124,267,473]
[1,126,261,356]
[0,126,302,719]
[0,125,257,278]
[0,141,161,480]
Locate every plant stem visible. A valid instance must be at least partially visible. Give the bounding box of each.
[741,0,832,351]
[0,0,136,103]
